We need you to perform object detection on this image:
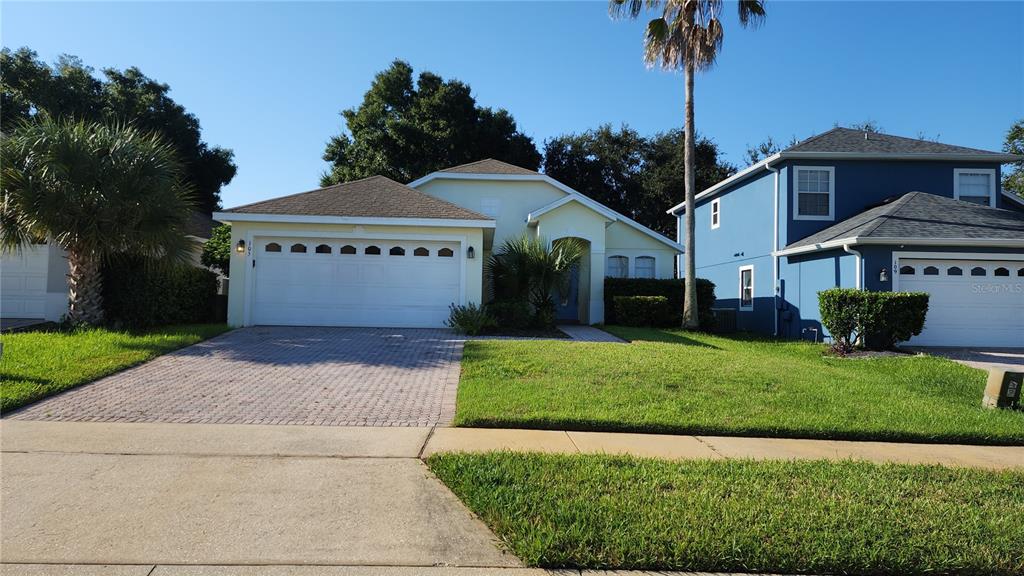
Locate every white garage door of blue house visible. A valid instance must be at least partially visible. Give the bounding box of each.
[251,237,461,328]
[898,258,1023,348]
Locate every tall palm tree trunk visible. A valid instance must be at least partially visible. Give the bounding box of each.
[681,59,699,329]
[66,247,105,325]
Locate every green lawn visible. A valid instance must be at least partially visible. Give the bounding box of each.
[429,452,1024,575]
[1,324,231,412]
[454,326,1024,444]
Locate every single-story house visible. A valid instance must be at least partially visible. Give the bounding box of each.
[0,212,216,322]
[212,159,682,328]
[668,128,1024,347]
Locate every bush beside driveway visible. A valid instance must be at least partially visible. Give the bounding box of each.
[1,324,230,412]
[454,327,1024,445]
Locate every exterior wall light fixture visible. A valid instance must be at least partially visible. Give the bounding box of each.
[879,267,889,283]
[236,239,246,254]
[467,246,476,259]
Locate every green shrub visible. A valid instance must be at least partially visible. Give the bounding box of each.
[487,299,533,330]
[613,295,672,327]
[818,288,929,353]
[446,302,497,336]
[102,256,218,328]
[604,278,716,328]
[201,223,232,275]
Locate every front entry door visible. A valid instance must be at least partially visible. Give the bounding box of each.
[555,265,580,322]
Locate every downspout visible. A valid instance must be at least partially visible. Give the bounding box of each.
[766,161,780,336]
[843,244,863,290]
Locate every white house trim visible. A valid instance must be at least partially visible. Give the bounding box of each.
[890,250,1024,291]
[1002,190,1024,207]
[710,198,721,229]
[527,194,617,223]
[738,264,754,311]
[792,165,836,221]
[411,171,684,252]
[773,236,1024,257]
[667,151,1021,215]
[953,168,997,207]
[212,212,495,229]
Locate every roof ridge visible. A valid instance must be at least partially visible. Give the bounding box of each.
[224,175,405,212]
[784,127,845,151]
[859,192,916,237]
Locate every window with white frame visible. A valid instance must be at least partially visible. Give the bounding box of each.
[738,265,754,310]
[794,166,835,220]
[711,198,721,229]
[607,255,628,278]
[953,168,996,206]
[635,256,655,279]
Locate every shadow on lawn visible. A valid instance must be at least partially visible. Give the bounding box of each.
[611,329,721,349]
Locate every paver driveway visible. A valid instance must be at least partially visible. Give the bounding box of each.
[10,327,462,426]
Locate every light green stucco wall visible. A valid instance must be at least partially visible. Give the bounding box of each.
[225,220,484,327]
[416,177,680,324]
[416,179,563,248]
[605,221,677,279]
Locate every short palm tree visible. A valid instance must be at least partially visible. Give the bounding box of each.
[1,117,196,325]
[487,235,585,324]
[611,0,766,328]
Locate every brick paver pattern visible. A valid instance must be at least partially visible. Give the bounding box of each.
[10,327,463,427]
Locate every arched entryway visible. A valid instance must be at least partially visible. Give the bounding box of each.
[552,236,591,324]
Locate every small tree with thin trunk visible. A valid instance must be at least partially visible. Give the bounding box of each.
[1,117,196,325]
[611,0,766,328]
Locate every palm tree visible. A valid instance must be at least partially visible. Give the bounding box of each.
[611,0,766,328]
[486,235,585,325]
[1,116,196,325]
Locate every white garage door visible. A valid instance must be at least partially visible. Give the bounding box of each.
[898,258,1023,347]
[251,237,461,328]
[0,244,49,319]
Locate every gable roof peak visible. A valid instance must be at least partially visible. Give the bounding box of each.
[437,158,540,176]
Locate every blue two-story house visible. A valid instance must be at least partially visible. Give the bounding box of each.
[668,128,1024,347]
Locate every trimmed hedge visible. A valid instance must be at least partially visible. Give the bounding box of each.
[819,288,929,353]
[102,256,219,328]
[604,278,716,328]
[613,296,671,327]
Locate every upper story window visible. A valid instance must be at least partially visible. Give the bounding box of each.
[953,168,996,207]
[711,199,721,229]
[793,166,835,221]
[738,265,754,311]
[607,256,628,278]
[635,256,656,279]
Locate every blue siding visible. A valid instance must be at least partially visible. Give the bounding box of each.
[679,155,1017,340]
[782,160,1006,245]
[690,171,776,334]
[778,250,857,340]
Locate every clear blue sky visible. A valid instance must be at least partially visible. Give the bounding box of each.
[4,1,1022,208]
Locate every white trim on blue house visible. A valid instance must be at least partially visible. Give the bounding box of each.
[710,198,721,229]
[773,236,1024,257]
[952,168,997,207]
[738,265,754,311]
[792,165,836,221]
[667,151,1022,215]
[410,171,684,252]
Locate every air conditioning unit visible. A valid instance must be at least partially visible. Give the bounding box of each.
[711,308,736,333]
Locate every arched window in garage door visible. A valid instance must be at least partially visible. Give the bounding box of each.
[265,242,281,253]
[365,245,381,255]
[290,243,307,253]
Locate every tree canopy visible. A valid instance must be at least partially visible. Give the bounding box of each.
[1,47,236,214]
[1002,119,1024,199]
[542,125,735,236]
[321,60,541,185]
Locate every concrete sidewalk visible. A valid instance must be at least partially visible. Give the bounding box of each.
[422,427,1024,470]
[0,566,780,575]
[1,422,516,569]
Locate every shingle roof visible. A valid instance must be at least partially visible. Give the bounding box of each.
[786,192,1024,249]
[785,127,1007,156]
[221,175,490,220]
[438,159,539,175]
